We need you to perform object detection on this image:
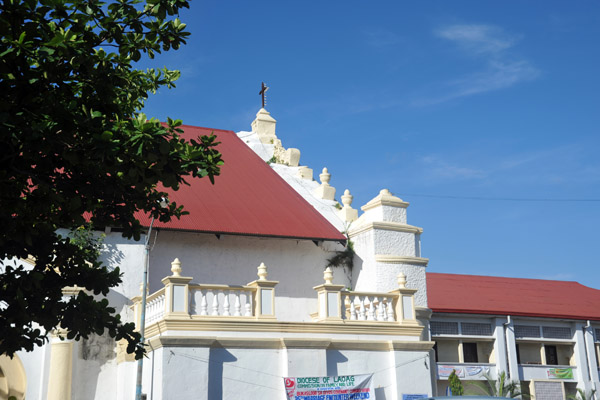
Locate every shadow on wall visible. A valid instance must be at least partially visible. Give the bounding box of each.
[375,387,387,399]
[350,254,364,291]
[326,350,348,377]
[100,242,125,271]
[208,348,238,399]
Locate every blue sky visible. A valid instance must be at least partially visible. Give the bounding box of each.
[140,1,600,288]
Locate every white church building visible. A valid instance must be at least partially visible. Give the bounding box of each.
[3,107,600,400]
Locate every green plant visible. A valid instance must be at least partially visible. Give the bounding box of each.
[326,239,354,271]
[267,156,277,165]
[568,388,596,400]
[466,371,529,398]
[448,369,464,396]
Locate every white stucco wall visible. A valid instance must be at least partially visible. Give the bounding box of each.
[105,230,347,323]
[141,344,433,400]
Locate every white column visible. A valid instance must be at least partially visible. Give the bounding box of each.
[493,318,509,378]
[574,321,593,391]
[46,334,74,400]
[504,317,520,381]
[583,322,600,388]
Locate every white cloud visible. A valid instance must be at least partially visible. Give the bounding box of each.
[421,155,486,180]
[435,24,516,56]
[414,24,539,105]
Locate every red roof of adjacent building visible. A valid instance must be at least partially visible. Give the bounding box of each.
[135,125,346,242]
[427,272,600,321]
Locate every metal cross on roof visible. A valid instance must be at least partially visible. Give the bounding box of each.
[259,82,269,108]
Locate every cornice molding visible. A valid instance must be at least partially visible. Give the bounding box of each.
[361,189,410,212]
[348,221,423,237]
[144,318,423,339]
[145,336,434,352]
[375,255,429,266]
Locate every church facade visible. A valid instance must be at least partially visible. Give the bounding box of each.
[4,108,600,400]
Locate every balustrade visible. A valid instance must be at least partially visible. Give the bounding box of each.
[144,291,165,325]
[136,259,418,328]
[190,285,254,317]
[342,292,396,322]
[137,260,278,328]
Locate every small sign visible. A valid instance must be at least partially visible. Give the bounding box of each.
[402,395,428,400]
[283,374,374,399]
[547,368,573,379]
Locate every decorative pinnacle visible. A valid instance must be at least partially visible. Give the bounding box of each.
[324,267,334,285]
[171,258,182,277]
[341,189,353,207]
[380,188,392,196]
[257,262,268,281]
[320,168,331,186]
[397,272,407,288]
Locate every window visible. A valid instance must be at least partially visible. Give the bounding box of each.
[543,326,571,340]
[461,322,493,336]
[515,325,541,338]
[431,321,458,335]
[433,342,438,362]
[545,345,558,365]
[463,342,478,363]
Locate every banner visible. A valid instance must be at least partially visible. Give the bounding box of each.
[547,368,573,379]
[283,373,374,400]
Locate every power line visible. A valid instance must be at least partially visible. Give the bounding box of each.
[397,193,600,202]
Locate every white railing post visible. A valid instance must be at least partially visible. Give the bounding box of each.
[246,263,278,320]
[313,267,345,322]
[161,258,192,317]
[389,273,417,324]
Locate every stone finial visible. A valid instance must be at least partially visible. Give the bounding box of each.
[320,168,331,185]
[397,272,407,288]
[338,189,359,222]
[251,108,277,144]
[324,267,334,285]
[313,167,336,200]
[257,262,268,281]
[341,189,353,207]
[171,258,182,277]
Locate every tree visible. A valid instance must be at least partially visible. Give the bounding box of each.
[466,371,529,398]
[0,0,223,358]
[448,369,464,396]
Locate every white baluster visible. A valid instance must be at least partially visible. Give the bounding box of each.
[377,296,385,321]
[223,290,231,316]
[211,290,220,316]
[367,296,375,321]
[349,295,357,320]
[358,296,366,320]
[200,290,208,316]
[387,297,395,322]
[244,291,252,316]
[234,293,242,316]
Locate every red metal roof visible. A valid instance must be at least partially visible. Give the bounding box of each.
[135,125,346,242]
[427,272,600,321]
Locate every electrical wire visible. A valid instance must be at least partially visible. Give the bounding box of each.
[397,193,600,202]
